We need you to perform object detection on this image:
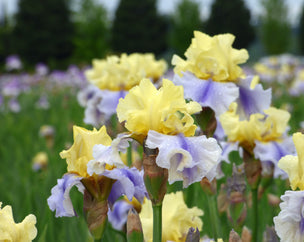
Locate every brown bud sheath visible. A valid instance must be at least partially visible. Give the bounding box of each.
[142,145,168,206]
[229,229,242,242]
[243,150,262,189]
[127,208,144,242]
[83,190,108,240]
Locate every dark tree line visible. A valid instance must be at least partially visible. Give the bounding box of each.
[1,0,302,69]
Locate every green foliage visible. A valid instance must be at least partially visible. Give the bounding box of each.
[72,0,110,64]
[168,0,203,56]
[260,0,291,55]
[111,0,168,55]
[205,0,255,49]
[12,0,74,67]
[298,5,304,54]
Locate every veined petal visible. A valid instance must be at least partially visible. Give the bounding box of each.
[146,130,222,188]
[274,190,304,242]
[254,138,295,179]
[47,173,84,217]
[173,72,239,116]
[104,167,146,206]
[236,76,272,119]
[87,133,132,176]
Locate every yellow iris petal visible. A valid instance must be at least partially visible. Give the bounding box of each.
[278,132,304,190]
[60,125,112,177]
[117,79,201,140]
[172,31,249,82]
[139,192,203,242]
[0,203,37,242]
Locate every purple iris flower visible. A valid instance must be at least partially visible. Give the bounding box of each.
[47,167,146,218]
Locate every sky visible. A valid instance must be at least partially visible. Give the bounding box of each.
[1,0,304,26]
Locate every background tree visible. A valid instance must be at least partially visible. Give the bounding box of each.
[72,0,110,64]
[168,0,203,57]
[205,0,255,49]
[111,0,168,55]
[0,4,14,65]
[13,0,74,68]
[260,0,291,55]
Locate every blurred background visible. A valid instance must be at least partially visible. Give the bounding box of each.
[0,0,303,70]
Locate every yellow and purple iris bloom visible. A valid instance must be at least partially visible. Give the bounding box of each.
[172,31,271,119]
[117,78,222,188]
[220,103,295,178]
[47,126,146,217]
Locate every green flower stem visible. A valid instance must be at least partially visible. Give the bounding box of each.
[152,203,162,242]
[127,141,133,167]
[251,187,258,242]
[206,195,221,240]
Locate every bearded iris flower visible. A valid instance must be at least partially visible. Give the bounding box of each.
[47,125,146,239]
[171,31,271,118]
[117,78,221,187]
[220,103,294,177]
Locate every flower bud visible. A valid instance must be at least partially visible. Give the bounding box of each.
[142,145,168,205]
